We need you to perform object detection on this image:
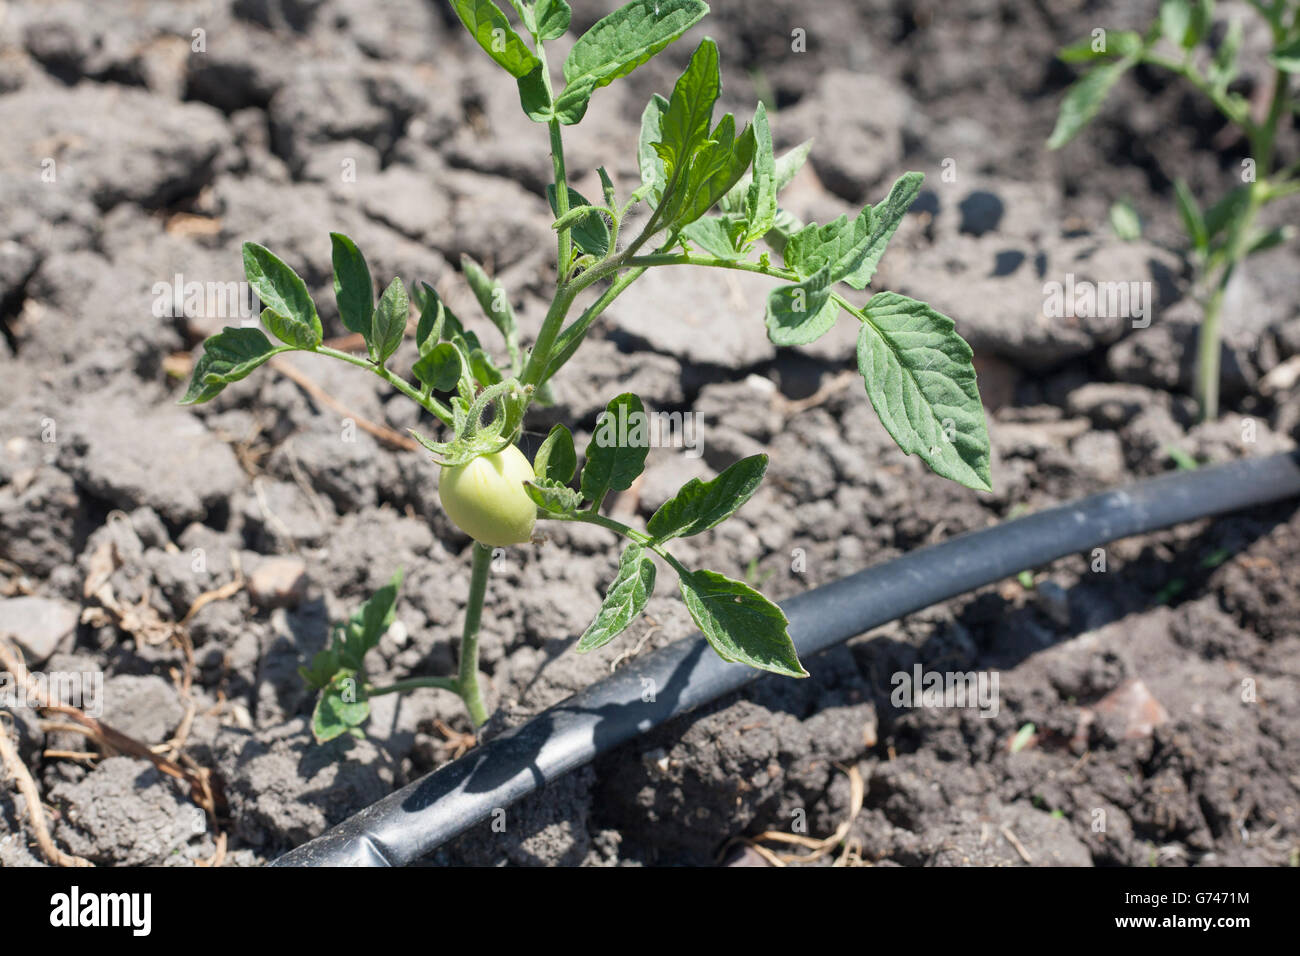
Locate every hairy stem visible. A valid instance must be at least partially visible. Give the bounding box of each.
[545,510,690,578]
[316,344,454,425]
[455,541,494,727]
[627,253,797,281]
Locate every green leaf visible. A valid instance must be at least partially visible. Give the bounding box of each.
[1173,179,1207,252]
[1271,35,1300,73]
[647,454,767,542]
[1047,58,1134,150]
[765,265,839,346]
[635,93,670,203]
[461,256,520,356]
[299,644,341,691]
[371,277,409,365]
[580,392,650,503]
[655,37,721,179]
[263,308,319,351]
[180,327,288,405]
[738,101,777,246]
[535,0,571,40]
[1186,0,1214,48]
[533,423,577,483]
[1109,199,1141,241]
[412,342,465,392]
[337,570,403,673]
[546,184,610,256]
[449,0,541,79]
[329,233,374,343]
[414,282,463,353]
[1056,30,1142,63]
[855,292,992,491]
[681,216,746,259]
[1207,18,1241,88]
[1204,185,1248,238]
[311,672,370,743]
[783,172,922,289]
[517,63,553,122]
[576,545,656,652]
[524,478,584,514]
[1159,0,1192,49]
[666,114,757,230]
[555,0,709,125]
[242,242,322,348]
[1245,225,1294,256]
[678,569,805,677]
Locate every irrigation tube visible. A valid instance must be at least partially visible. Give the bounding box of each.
[274,451,1300,866]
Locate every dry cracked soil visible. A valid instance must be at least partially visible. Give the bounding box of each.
[0,0,1298,867]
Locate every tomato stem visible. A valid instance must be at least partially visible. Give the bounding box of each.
[455,541,494,728]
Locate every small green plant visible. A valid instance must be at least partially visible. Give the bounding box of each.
[181,0,992,740]
[1048,0,1300,421]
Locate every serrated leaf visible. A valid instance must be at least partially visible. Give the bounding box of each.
[682,216,746,258]
[371,277,409,365]
[577,545,656,652]
[449,0,541,79]
[525,478,584,514]
[546,184,610,256]
[533,423,577,483]
[581,392,650,503]
[782,172,921,289]
[180,326,288,405]
[855,292,991,491]
[555,0,708,125]
[647,454,767,542]
[1173,179,1207,252]
[330,233,373,343]
[765,265,839,346]
[738,101,777,245]
[242,242,322,348]
[311,672,370,743]
[667,115,756,230]
[535,0,571,40]
[678,569,804,677]
[1047,58,1133,150]
[412,342,464,392]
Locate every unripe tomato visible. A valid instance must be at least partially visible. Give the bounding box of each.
[438,444,537,547]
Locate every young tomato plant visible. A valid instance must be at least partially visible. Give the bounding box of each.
[1049,0,1300,421]
[181,0,992,742]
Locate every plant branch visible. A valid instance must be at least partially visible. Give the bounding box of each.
[545,510,691,578]
[627,252,798,281]
[315,345,454,426]
[456,542,494,728]
[1142,52,1255,134]
[366,676,459,697]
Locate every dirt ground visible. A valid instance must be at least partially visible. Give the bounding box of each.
[1,0,1298,867]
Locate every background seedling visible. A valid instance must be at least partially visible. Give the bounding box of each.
[1049,0,1300,421]
[180,0,992,739]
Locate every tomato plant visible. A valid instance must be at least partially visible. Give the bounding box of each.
[181,0,992,741]
[1049,0,1300,421]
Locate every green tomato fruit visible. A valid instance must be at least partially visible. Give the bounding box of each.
[438,444,537,547]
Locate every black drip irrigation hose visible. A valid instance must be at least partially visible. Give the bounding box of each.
[273,451,1300,866]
